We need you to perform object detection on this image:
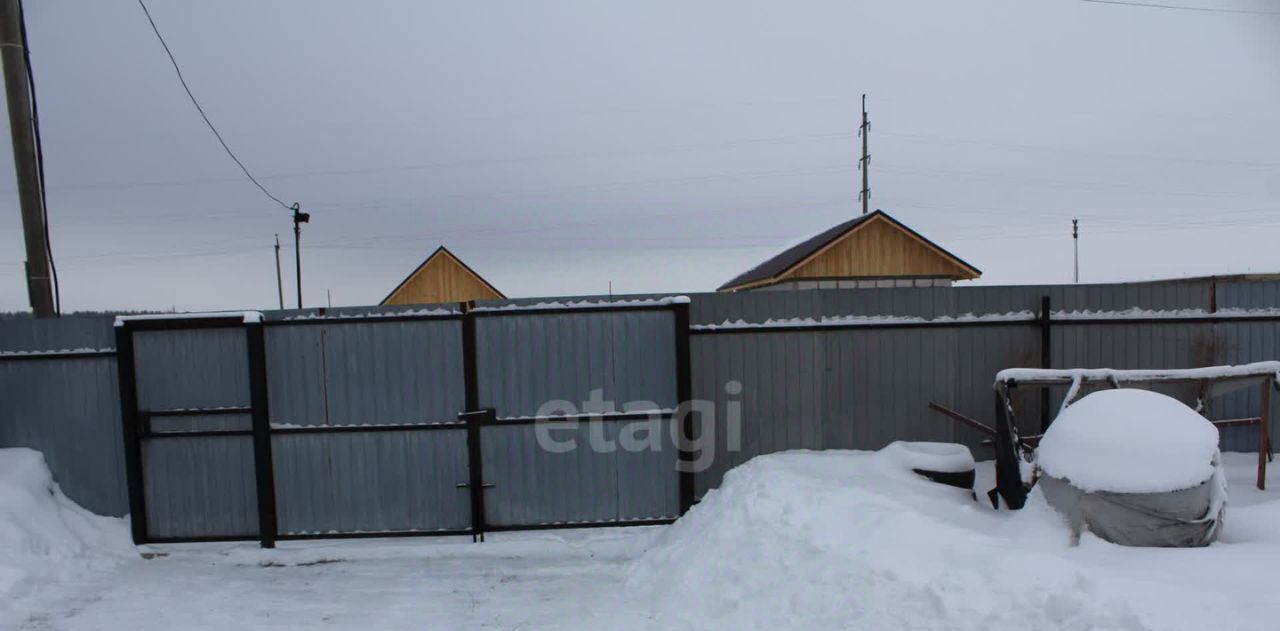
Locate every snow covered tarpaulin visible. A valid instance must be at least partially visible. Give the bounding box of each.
[1036,389,1227,547]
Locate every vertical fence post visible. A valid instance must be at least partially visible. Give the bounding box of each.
[672,300,695,514]
[114,322,149,545]
[460,301,479,411]
[1259,376,1272,491]
[1039,295,1052,433]
[459,408,491,542]
[246,320,277,549]
[458,301,488,541]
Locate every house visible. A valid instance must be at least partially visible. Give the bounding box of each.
[717,209,981,292]
[381,246,504,305]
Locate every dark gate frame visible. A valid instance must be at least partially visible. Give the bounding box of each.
[115,300,695,548]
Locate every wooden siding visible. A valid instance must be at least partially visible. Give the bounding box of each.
[383,250,503,305]
[787,215,977,282]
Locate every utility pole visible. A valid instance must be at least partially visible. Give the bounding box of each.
[1072,218,1080,283]
[858,93,871,215]
[1,0,55,317]
[273,234,284,309]
[291,203,310,309]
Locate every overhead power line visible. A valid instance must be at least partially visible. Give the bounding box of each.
[10,130,859,194]
[135,0,292,211]
[1079,0,1280,15]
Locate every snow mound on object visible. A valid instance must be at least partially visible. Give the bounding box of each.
[1037,389,1219,493]
[626,449,1148,631]
[0,448,132,621]
[879,440,974,472]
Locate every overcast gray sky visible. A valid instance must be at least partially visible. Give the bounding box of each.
[2,0,1278,312]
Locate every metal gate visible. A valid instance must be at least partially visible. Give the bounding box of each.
[464,302,690,536]
[116,314,266,543]
[115,300,692,547]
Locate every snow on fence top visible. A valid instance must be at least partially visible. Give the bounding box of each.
[1052,306,1280,320]
[279,307,456,321]
[1035,389,1221,493]
[114,311,264,326]
[0,347,114,358]
[995,361,1280,387]
[693,311,1035,331]
[694,306,1280,332]
[471,296,690,313]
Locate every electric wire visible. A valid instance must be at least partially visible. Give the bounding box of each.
[135,0,292,211]
[1080,0,1280,15]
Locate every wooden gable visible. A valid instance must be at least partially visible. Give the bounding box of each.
[381,247,504,306]
[786,214,979,282]
[719,210,980,291]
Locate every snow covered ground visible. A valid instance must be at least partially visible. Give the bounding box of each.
[4,446,1280,630]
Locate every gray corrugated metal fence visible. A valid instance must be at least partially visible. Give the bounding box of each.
[686,279,1278,499]
[0,315,125,516]
[3,277,1279,529]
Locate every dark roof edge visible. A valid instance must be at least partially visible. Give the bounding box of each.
[716,213,874,291]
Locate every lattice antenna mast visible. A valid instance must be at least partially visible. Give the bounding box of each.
[1073,218,1080,283]
[859,94,871,215]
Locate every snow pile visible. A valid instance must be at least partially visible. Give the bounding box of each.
[1037,389,1220,493]
[626,449,1165,631]
[0,448,132,624]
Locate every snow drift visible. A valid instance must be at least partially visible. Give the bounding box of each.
[0,448,132,624]
[625,446,1276,631]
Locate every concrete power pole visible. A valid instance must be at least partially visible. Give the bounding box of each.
[292,203,309,309]
[274,234,284,309]
[1,0,55,317]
